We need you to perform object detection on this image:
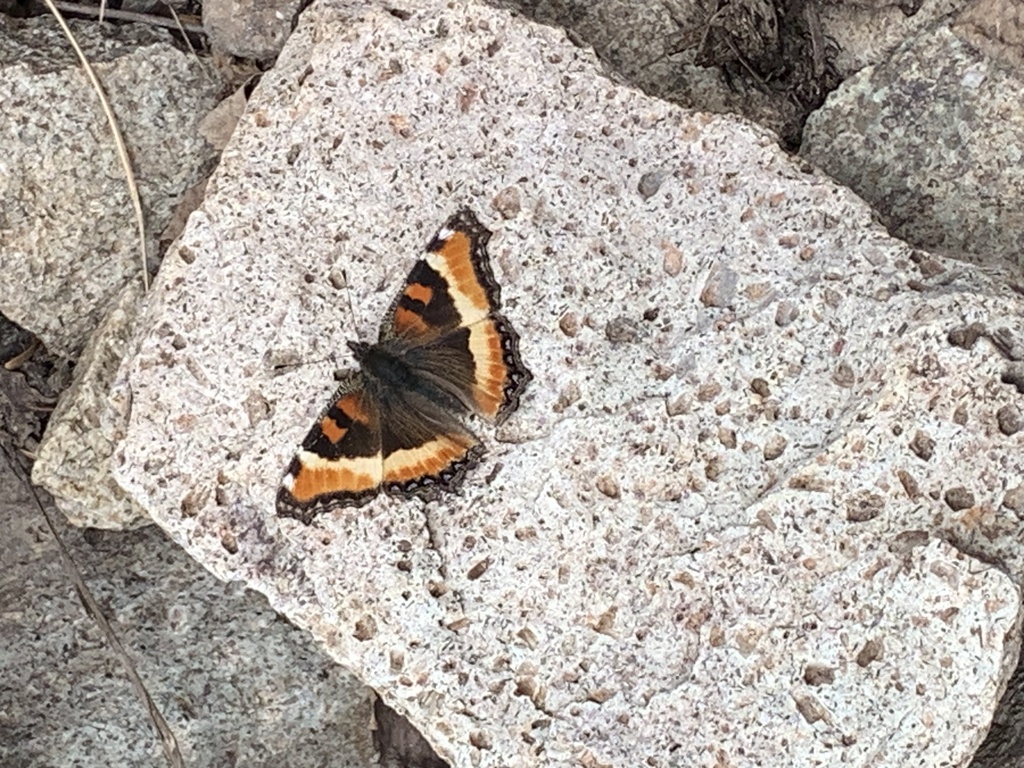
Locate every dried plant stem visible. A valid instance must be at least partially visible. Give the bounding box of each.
[42,0,151,292]
[2,443,185,767]
[52,1,206,36]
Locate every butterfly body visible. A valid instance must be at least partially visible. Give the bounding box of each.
[277,209,531,523]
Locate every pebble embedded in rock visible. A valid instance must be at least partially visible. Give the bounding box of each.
[896,469,920,499]
[491,186,522,218]
[909,430,936,461]
[832,362,856,388]
[803,664,836,686]
[996,404,1022,435]
[661,241,683,276]
[552,382,582,413]
[856,639,883,667]
[889,529,930,553]
[763,433,788,460]
[666,394,689,417]
[793,692,828,724]
[596,475,621,499]
[700,263,737,308]
[1002,364,1024,393]
[775,300,799,327]
[947,322,986,349]
[953,405,968,425]
[467,558,491,580]
[697,381,722,402]
[989,327,1024,361]
[605,316,640,344]
[1002,485,1024,517]
[704,457,722,481]
[846,492,884,522]
[750,377,770,397]
[637,169,667,199]
[944,487,975,511]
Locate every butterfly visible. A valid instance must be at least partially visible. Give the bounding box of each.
[276,209,532,523]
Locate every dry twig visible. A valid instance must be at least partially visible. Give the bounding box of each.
[52,1,206,36]
[1,442,185,767]
[41,0,152,292]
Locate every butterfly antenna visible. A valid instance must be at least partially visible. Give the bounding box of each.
[341,267,360,336]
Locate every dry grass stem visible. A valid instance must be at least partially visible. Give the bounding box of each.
[53,1,206,36]
[2,443,186,768]
[42,0,151,292]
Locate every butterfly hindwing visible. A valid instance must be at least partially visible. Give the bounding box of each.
[404,314,531,424]
[376,391,484,499]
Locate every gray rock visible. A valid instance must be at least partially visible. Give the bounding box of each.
[102,3,1023,766]
[0,457,374,767]
[802,20,1024,267]
[487,0,819,143]
[816,0,970,74]
[203,0,303,60]
[0,17,223,358]
[31,282,149,529]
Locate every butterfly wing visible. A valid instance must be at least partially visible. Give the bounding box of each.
[402,314,531,423]
[276,209,531,522]
[381,208,532,422]
[380,208,499,344]
[376,388,485,500]
[276,374,384,522]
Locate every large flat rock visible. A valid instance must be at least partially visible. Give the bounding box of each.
[110,1,1023,765]
[802,14,1024,267]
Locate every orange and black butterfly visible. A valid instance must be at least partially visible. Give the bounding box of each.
[276,209,531,523]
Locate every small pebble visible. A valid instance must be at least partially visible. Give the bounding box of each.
[909,430,935,461]
[996,404,1022,435]
[944,487,975,511]
[638,169,667,199]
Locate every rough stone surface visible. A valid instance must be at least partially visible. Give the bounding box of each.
[0,457,374,767]
[32,283,149,529]
[802,20,1024,267]
[973,658,1024,766]
[108,2,1023,766]
[203,0,303,60]
[488,0,814,143]
[0,16,224,358]
[816,0,969,74]
[955,0,1024,71]
[486,0,976,145]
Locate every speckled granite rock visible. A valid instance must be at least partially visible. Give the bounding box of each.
[108,1,1023,766]
[802,3,1024,267]
[31,283,149,529]
[0,16,223,358]
[487,0,811,143]
[203,0,303,59]
[0,457,374,767]
[485,0,973,146]
[816,0,970,74]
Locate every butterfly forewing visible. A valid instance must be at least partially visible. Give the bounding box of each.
[381,209,497,343]
[382,259,462,343]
